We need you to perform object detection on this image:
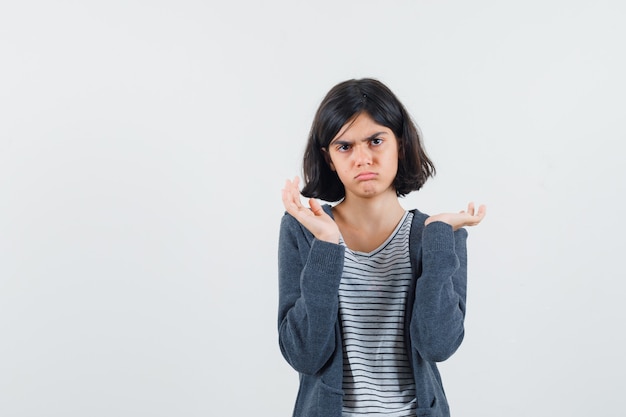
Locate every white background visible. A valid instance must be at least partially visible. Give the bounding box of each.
[1,1,625,416]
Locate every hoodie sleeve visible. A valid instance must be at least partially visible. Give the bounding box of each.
[277,213,345,375]
[410,220,468,362]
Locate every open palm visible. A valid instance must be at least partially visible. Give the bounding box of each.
[281,176,340,244]
[425,202,487,231]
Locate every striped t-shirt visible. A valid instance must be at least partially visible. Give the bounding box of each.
[338,211,416,417]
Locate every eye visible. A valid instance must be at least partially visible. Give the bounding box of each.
[336,143,351,152]
[370,137,383,146]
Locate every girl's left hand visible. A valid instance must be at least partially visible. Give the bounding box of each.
[425,202,486,231]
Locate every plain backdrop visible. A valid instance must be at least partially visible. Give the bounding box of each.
[1,1,625,416]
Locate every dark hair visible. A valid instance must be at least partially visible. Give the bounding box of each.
[301,78,436,202]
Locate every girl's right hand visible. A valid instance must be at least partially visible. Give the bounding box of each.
[281,176,340,244]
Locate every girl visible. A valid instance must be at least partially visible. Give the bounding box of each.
[278,78,485,417]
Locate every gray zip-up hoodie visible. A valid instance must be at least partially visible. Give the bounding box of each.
[278,205,468,417]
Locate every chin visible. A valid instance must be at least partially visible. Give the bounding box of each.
[358,187,383,197]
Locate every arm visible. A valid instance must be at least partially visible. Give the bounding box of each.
[411,222,468,362]
[277,213,344,375]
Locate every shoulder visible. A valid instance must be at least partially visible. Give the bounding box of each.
[279,211,306,240]
[408,208,429,224]
[322,203,334,218]
[407,209,427,245]
[279,212,313,257]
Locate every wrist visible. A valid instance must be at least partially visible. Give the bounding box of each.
[316,232,340,244]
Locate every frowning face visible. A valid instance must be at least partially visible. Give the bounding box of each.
[324,112,399,200]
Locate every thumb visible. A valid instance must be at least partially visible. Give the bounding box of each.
[309,198,324,215]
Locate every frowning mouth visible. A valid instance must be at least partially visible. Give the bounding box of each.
[355,172,377,181]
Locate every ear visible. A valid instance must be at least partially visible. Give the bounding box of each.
[321,148,336,171]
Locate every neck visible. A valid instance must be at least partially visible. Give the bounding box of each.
[333,188,404,229]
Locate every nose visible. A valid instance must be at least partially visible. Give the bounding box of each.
[353,144,372,166]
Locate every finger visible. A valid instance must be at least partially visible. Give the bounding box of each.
[468,204,486,226]
[282,179,294,196]
[476,204,487,219]
[281,187,298,211]
[288,177,303,204]
[467,202,475,216]
[281,180,294,202]
[282,179,303,211]
[287,178,302,197]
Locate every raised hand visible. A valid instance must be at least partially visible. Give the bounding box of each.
[281,176,341,244]
[425,202,487,231]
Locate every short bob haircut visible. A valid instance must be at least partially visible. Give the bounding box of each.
[301,78,436,202]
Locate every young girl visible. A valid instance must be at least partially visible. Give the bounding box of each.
[278,78,486,417]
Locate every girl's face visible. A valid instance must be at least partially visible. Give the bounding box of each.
[324,112,399,200]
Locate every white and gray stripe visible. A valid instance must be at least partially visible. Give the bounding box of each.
[339,211,416,417]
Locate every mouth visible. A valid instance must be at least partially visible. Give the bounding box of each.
[355,172,377,181]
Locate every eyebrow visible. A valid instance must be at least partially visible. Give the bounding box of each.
[329,131,387,146]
